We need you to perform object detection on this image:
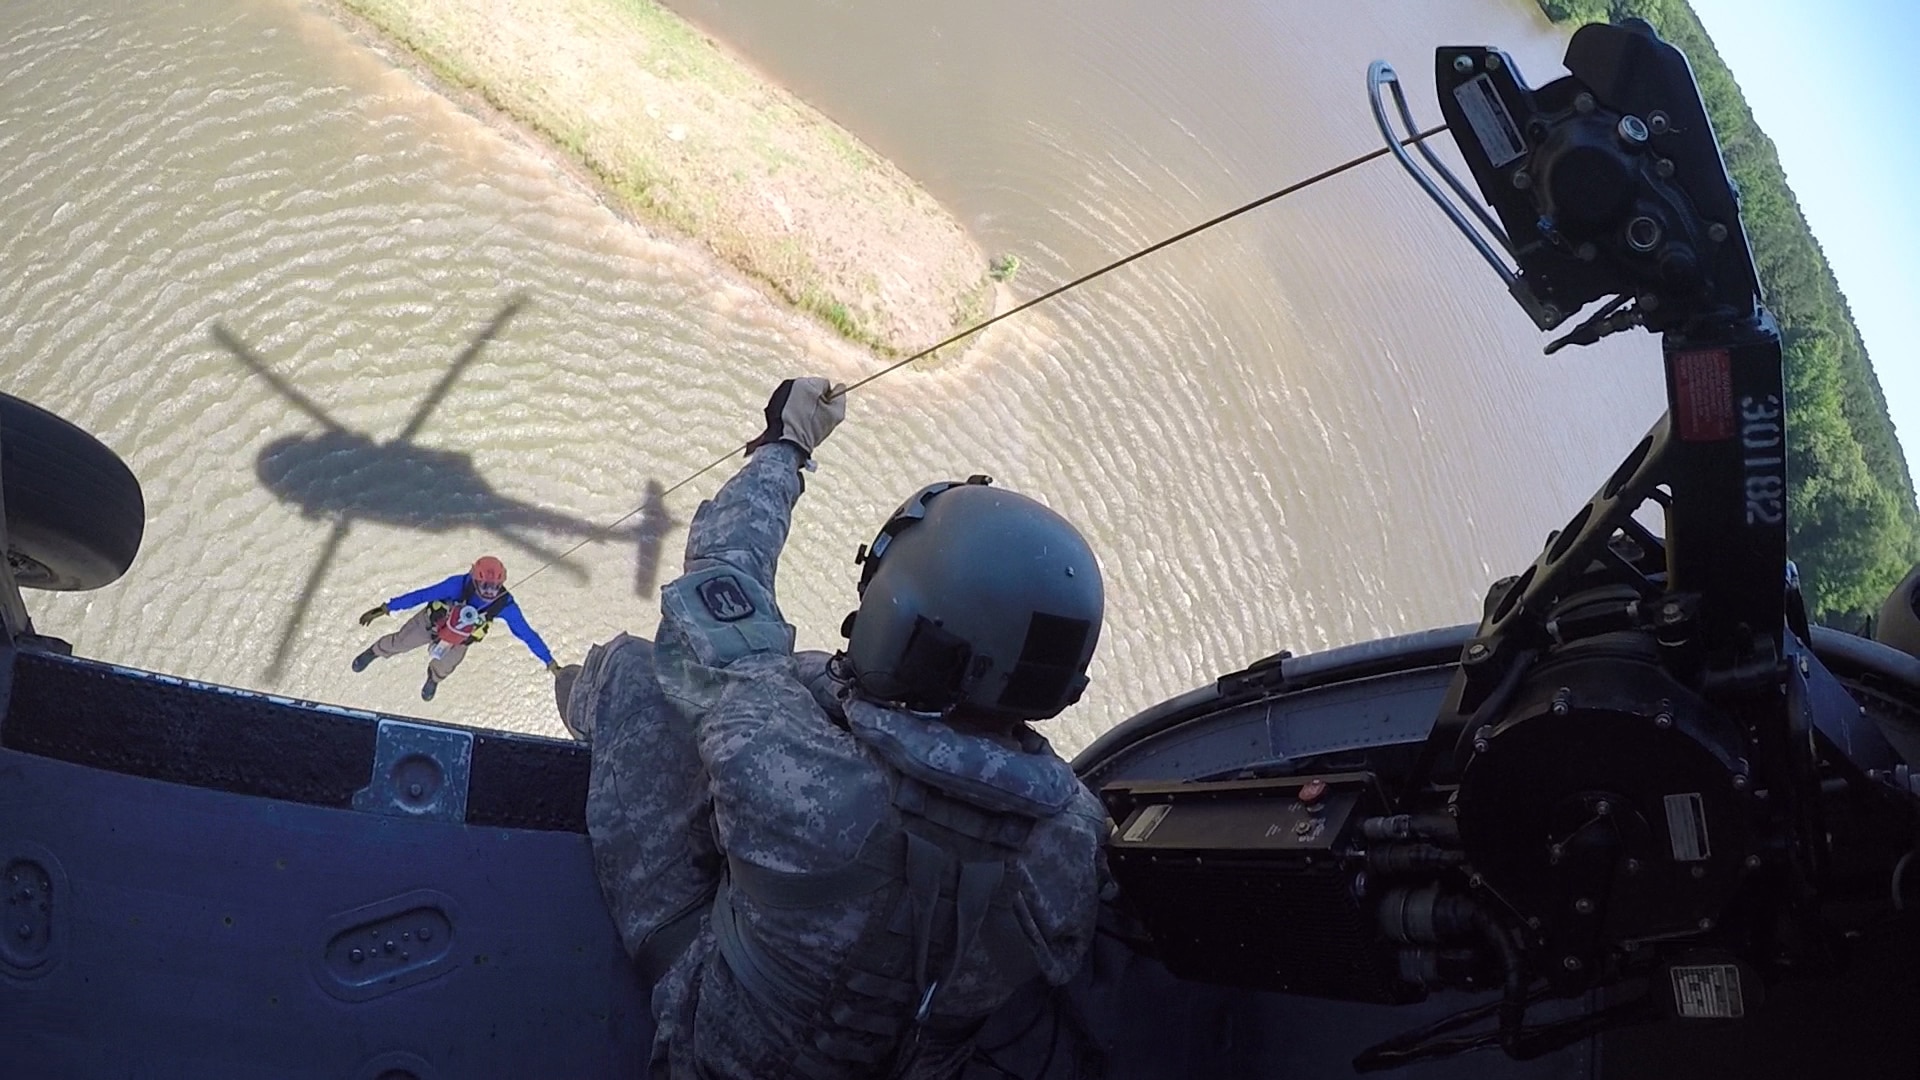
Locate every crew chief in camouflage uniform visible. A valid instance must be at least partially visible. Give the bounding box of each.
[573,377,1109,1078]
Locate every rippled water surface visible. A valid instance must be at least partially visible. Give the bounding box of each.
[2,0,1664,752]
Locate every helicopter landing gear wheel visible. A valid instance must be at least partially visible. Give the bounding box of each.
[2,392,145,591]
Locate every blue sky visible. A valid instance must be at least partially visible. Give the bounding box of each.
[1687,0,1919,493]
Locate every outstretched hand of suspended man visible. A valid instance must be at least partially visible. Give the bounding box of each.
[742,376,846,459]
[358,604,389,627]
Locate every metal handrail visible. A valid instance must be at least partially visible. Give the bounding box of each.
[1368,61,1562,329]
[1368,61,1516,280]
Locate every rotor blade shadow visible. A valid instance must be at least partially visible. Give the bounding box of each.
[392,292,529,444]
[265,515,353,683]
[212,324,347,434]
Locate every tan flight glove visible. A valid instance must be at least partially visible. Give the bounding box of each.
[744,377,847,458]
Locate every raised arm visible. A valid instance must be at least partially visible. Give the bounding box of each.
[680,377,846,593]
[652,378,845,717]
[680,440,808,598]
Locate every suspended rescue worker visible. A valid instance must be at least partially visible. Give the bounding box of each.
[352,555,559,700]
[570,377,1108,1079]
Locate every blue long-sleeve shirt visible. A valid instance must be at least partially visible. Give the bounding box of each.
[387,572,554,666]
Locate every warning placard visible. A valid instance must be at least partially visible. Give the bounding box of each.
[1672,349,1734,442]
[1670,964,1745,1019]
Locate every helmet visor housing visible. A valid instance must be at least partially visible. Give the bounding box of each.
[845,480,1103,721]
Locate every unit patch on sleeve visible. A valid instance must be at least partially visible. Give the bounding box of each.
[697,575,756,622]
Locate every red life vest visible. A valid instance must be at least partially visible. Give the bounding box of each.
[428,580,511,647]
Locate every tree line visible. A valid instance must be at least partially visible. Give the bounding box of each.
[1535,0,1920,623]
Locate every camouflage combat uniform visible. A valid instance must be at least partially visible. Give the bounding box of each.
[576,441,1108,1080]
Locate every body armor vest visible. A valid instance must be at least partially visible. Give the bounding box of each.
[427,579,510,645]
[712,706,1072,1079]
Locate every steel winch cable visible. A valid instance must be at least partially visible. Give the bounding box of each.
[511,122,1447,591]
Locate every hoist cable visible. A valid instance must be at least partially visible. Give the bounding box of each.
[512,123,1446,590]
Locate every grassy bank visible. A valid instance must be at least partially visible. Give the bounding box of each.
[332,0,996,356]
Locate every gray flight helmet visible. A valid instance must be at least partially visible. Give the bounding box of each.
[841,476,1104,721]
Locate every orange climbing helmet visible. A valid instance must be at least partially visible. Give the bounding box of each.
[471,555,507,599]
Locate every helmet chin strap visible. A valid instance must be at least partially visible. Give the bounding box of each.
[942,704,1023,738]
[829,650,1023,737]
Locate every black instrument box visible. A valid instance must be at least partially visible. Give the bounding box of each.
[1102,773,1420,1004]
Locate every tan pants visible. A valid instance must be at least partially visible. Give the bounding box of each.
[372,607,469,682]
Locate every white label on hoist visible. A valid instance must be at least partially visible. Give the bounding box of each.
[1121,804,1171,844]
[1454,74,1526,167]
[1664,792,1711,862]
[1740,393,1786,526]
[1670,964,1745,1019]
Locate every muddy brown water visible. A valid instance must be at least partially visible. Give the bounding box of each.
[1,0,1662,752]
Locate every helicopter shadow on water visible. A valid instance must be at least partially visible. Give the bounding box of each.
[211,294,675,683]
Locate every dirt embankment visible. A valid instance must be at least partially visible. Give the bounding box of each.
[331,0,996,355]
